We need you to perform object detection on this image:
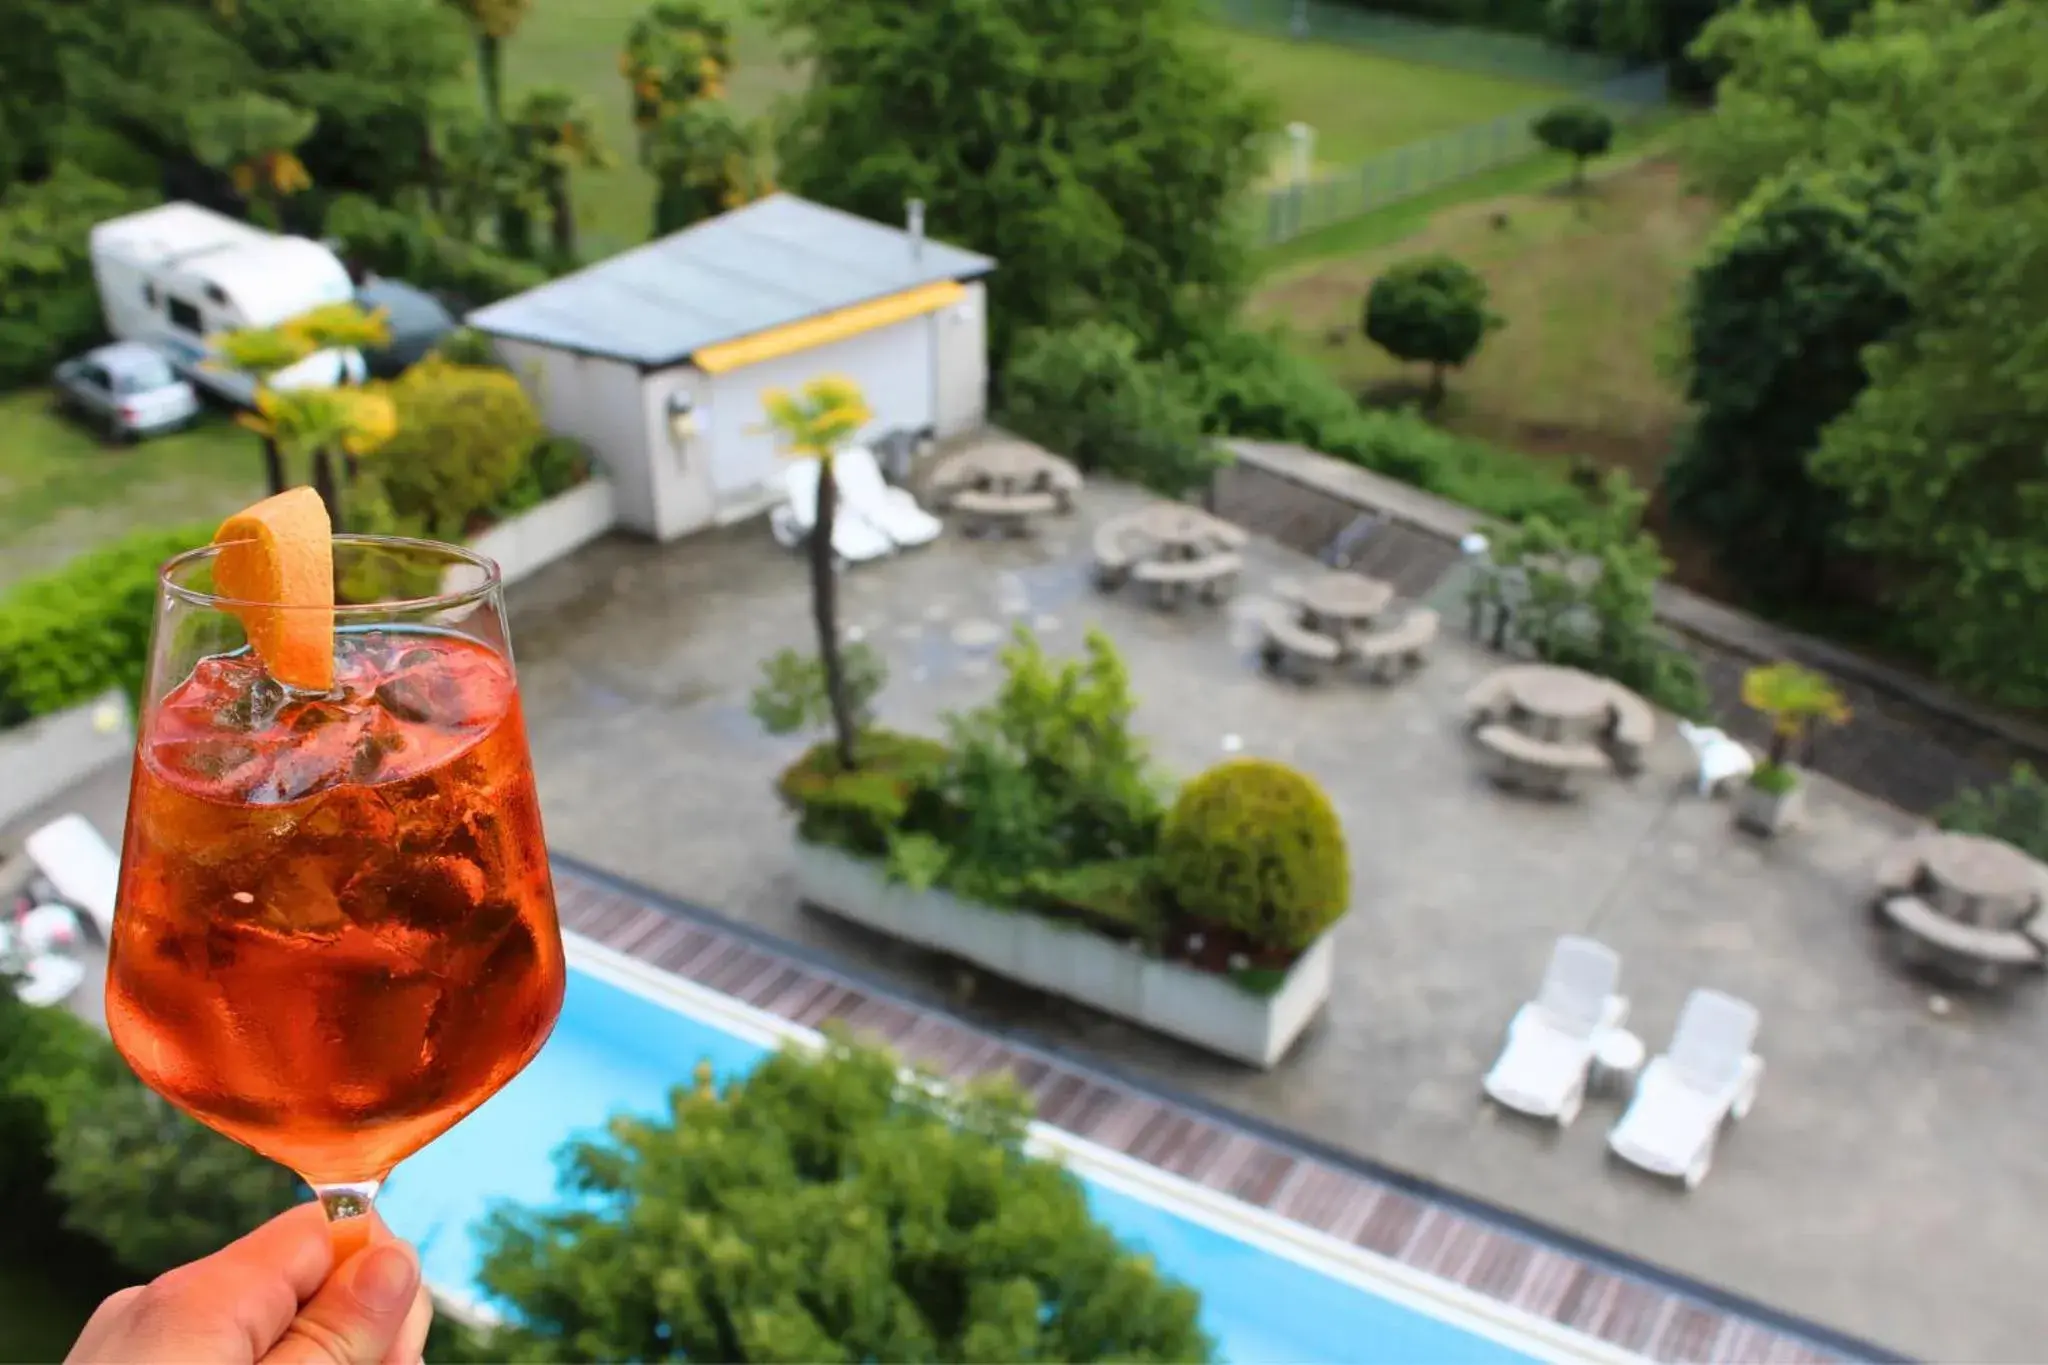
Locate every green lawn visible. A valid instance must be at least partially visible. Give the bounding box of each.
[1195,23,1570,178]
[503,0,799,259]
[0,392,264,591]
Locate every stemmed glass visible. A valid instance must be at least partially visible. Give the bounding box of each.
[105,536,566,1255]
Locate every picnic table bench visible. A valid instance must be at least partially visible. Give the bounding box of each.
[1879,893,2044,987]
[1351,608,1439,682]
[1133,551,1241,608]
[1257,603,1343,683]
[1475,724,1609,798]
[952,488,1058,538]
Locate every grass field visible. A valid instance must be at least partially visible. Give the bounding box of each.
[1201,25,1571,177]
[0,393,262,591]
[1247,156,1718,487]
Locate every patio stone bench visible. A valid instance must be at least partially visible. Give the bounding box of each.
[1258,604,1343,683]
[1044,459,1083,512]
[1607,692,1658,775]
[1475,724,1609,798]
[1879,894,2044,987]
[952,488,1058,538]
[1352,608,1439,682]
[1133,552,1241,609]
[1093,523,1138,590]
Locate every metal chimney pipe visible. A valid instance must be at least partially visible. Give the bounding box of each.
[907,199,926,261]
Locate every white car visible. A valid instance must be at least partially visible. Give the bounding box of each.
[53,341,202,441]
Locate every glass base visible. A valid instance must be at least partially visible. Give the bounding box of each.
[312,1179,383,1262]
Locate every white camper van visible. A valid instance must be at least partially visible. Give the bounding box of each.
[88,202,366,406]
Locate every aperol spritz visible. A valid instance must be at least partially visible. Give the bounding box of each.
[106,524,564,1229]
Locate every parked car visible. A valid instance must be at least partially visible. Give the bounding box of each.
[52,342,202,441]
[354,277,458,378]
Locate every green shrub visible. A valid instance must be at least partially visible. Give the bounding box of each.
[1177,326,1592,525]
[777,729,951,855]
[1000,322,1226,496]
[752,643,888,738]
[432,325,507,369]
[0,169,153,386]
[531,435,592,498]
[324,194,547,307]
[1022,857,1166,945]
[1159,759,1349,953]
[1938,763,2048,862]
[0,525,211,728]
[373,359,544,538]
[1362,255,1502,404]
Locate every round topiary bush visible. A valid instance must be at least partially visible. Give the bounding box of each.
[1158,758,1349,952]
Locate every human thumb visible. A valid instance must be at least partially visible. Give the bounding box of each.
[263,1241,428,1365]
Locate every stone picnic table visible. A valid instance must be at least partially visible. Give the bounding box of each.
[1872,831,2048,986]
[1295,570,1395,642]
[1255,571,1440,686]
[1464,664,1658,796]
[1093,503,1246,608]
[928,442,1081,536]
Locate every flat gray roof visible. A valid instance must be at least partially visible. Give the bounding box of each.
[465,194,996,368]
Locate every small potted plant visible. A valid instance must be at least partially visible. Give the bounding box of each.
[1734,662,1849,836]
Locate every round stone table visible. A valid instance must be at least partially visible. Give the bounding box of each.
[1920,833,2044,930]
[940,441,1062,496]
[1503,665,1613,741]
[1131,504,1242,558]
[1299,571,1395,636]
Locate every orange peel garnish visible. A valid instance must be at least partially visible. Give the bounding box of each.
[212,487,335,692]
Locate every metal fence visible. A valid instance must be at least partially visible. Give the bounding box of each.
[1210,0,1635,86]
[1250,65,1669,247]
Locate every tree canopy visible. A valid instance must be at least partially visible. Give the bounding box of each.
[469,1034,1213,1363]
[1530,103,1615,189]
[764,0,1272,367]
[1362,256,1500,406]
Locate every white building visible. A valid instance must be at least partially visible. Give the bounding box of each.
[88,202,362,403]
[466,194,996,541]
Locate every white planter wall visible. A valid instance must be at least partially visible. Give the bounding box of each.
[0,691,133,829]
[793,841,1333,1068]
[467,479,616,588]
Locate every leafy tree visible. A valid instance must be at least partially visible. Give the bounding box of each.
[0,0,67,183]
[1664,158,1924,603]
[0,168,150,387]
[622,0,735,142]
[1362,256,1501,409]
[1940,764,2048,863]
[433,112,543,243]
[507,86,613,264]
[374,359,543,536]
[1001,322,1222,496]
[1530,103,1615,190]
[764,378,874,771]
[441,0,531,124]
[644,100,772,236]
[1805,2,2048,704]
[751,644,888,738]
[765,0,1271,367]
[470,1032,1213,1363]
[1486,474,1710,718]
[184,91,318,227]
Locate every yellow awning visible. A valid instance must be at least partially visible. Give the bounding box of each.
[691,280,967,374]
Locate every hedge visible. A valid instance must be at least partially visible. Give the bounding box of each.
[0,525,210,729]
[323,194,548,310]
[0,169,154,387]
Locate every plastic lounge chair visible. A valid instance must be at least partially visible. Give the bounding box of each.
[770,459,893,564]
[18,904,83,954]
[1482,936,1629,1127]
[833,446,942,549]
[1608,989,1764,1190]
[14,953,86,1008]
[1676,720,1756,798]
[25,814,119,942]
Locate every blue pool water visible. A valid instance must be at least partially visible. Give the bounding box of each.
[383,964,1536,1364]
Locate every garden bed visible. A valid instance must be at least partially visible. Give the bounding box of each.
[466,478,615,588]
[793,840,1334,1067]
[0,691,132,829]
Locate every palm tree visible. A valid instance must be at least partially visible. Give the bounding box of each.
[443,0,532,124]
[622,0,735,147]
[1741,662,1850,774]
[508,87,613,264]
[762,377,874,770]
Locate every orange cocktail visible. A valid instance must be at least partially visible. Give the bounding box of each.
[106,491,564,1238]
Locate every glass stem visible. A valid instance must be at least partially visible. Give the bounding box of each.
[313,1179,383,1263]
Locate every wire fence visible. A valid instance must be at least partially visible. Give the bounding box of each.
[1249,65,1669,247]
[1209,0,1636,86]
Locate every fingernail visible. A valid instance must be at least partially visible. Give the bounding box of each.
[352,1244,419,1313]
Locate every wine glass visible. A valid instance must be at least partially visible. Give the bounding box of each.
[105,535,566,1256]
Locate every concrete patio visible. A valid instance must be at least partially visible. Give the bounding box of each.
[15,464,2040,1360]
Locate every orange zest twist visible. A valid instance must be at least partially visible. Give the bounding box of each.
[212,487,335,693]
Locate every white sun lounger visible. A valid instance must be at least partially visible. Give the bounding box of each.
[832,446,942,550]
[770,459,894,564]
[25,814,120,942]
[1482,936,1629,1127]
[1676,720,1756,797]
[13,953,86,1008]
[1608,989,1764,1190]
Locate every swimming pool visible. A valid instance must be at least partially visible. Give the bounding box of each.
[383,935,1621,1364]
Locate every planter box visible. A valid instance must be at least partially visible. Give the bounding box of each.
[792,841,1333,1068]
[1734,775,1805,837]
[468,479,616,588]
[0,691,133,829]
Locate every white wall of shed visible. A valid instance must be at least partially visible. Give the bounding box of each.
[638,365,719,540]
[932,280,988,438]
[495,339,657,536]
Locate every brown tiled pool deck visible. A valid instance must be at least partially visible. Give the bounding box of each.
[551,856,1898,1365]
